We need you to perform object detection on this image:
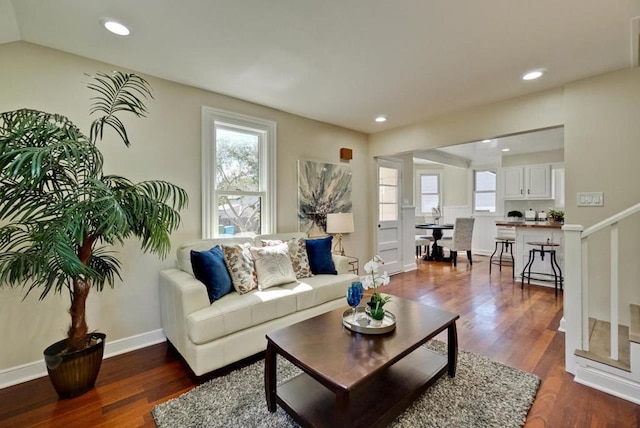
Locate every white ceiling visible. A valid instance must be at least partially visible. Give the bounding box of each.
[1,1,640,134]
[415,127,565,167]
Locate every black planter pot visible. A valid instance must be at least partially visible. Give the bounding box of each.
[43,332,106,399]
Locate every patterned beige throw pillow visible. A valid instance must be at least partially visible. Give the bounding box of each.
[221,243,258,294]
[250,243,297,290]
[261,237,313,279]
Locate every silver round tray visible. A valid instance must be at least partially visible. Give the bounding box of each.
[342,307,396,334]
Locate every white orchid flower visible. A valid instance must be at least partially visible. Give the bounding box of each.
[361,275,374,290]
[363,260,377,274]
[359,256,390,294]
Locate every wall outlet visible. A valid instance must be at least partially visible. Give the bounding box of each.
[577,192,604,207]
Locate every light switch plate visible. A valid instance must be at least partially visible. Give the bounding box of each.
[577,192,604,206]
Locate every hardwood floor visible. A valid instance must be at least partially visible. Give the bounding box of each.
[1,255,639,427]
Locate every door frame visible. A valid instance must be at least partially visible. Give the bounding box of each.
[375,157,403,275]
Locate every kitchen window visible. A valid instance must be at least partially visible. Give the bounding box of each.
[474,169,496,213]
[418,172,440,214]
[201,107,276,238]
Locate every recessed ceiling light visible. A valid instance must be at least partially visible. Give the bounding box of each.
[522,69,546,81]
[375,115,387,123]
[481,139,492,143]
[501,148,511,152]
[101,19,130,36]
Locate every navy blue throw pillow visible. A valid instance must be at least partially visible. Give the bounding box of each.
[305,236,337,275]
[190,245,233,303]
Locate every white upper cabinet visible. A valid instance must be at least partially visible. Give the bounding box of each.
[502,164,552,200]
[503,167,525,199]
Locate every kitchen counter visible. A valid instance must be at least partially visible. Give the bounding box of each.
[495,221,562,229]
[495,221,564,288]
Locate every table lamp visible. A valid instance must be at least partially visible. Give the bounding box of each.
[326,213,354,255]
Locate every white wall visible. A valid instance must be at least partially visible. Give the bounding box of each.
[0,42,370,374]
[563,68,640,324]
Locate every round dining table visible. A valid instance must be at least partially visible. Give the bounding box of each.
[415,223,454,261]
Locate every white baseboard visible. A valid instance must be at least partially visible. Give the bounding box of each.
[474,249,493,257]
[0,329,166,389]
[403,262,418,272]
[574,357,640,405]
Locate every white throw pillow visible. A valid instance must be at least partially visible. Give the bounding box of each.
[250,243,297,290]
[261,238,313,279]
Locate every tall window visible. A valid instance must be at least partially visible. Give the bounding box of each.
[202,107,276,238]
[418,172,440,214]
[474,170,496,212]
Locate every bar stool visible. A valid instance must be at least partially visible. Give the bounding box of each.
[489,237,515,278]
[521,241,563,296]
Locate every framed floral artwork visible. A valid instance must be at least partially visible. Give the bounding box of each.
[297,160,352,236]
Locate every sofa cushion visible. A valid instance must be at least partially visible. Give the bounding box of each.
[190,245,233,303]
[279,273,353,311]
[221,243,258,294]
[186,287,298,345]
[184,272,355,345]
[305,236,337,275]
[261,237,313,279]
[249,243,297,290]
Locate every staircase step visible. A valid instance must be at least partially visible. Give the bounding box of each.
[574,318,631,371]
[631,304,640,344]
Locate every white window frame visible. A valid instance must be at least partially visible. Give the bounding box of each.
[201,106,276,238]
[473,168,497,213]
[415,170,442,216]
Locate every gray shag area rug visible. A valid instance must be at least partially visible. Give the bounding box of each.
[152,340,540,428]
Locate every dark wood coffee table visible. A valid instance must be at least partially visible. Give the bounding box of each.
[265,297,459,427]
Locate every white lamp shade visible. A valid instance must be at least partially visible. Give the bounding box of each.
[326,213,354,234]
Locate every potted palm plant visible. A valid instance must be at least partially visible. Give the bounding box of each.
[0,71,188,398]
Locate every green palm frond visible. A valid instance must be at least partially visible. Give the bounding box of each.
[0,109,101,183]
[88,71,153,146]
[0,71,186,346]
[87,247,123,292]
[100,176,189,257]
[0,218,93,299]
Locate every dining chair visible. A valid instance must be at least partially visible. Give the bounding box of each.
[415,233,433,259]
[415,215,433,259]
[441,217,475,266]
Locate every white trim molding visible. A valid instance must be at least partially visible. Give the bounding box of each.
[574,354,640,405]
[201,106,277,238]
[0,329,166,389]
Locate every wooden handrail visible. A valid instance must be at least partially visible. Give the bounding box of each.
[564,202,640,372]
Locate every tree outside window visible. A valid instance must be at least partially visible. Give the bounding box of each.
[215,127,261,235]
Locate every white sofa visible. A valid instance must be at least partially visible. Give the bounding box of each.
[159,232,359,376]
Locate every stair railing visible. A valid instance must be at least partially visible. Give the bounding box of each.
[563,202,640,374]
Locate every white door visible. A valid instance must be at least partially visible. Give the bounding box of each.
[376,159,402,275]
